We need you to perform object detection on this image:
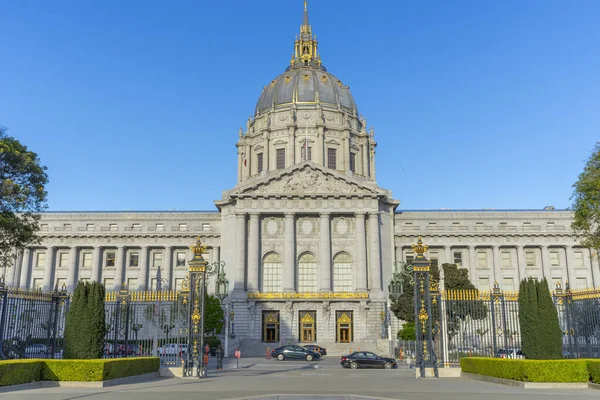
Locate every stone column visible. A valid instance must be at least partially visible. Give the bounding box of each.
[7,250,20,287]
[42,246,55,292]
[163,246,172,291]
[114,246,125,291]
[565,246,575,285]
[319,212,331,292]
[138,246,149,290]
[444,246,452,265]
[492,246,502,284]
[368,212,382,293]
[66,247,79,292]
[283,213,296,292]
[248,213,260,292]
[355,212,367,291]
[540,245,550,279]
[234,214,247,292]
[19,249,31,289]
[589,249,600,288]
[362,144,368,177]
[265,137,270,173]
[468,245,477,281]
[516,245,526,282]
[90,246,101,283]
[343,137,349,171]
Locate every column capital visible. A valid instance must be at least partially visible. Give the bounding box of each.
[355,211,366,217]
[249,213,260,219]
[284,212,295,218]
[368,211,380,217]
[320,212,331,218]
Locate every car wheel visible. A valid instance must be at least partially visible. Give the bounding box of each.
[350,362,358,369]
[306,354,313,361]
[277,354,285,361]
[384,362,392,369]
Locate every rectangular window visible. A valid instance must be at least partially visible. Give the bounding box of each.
[155,223,164,231]
[175,278,184,290]
[453,252,462,266]
[82,252,92,268]
[176,252,186,267]
[575,277,588,289]
[477,251,488,269]
[63,224,71,230]
[574,251,584,268]
[56,278,66,290]
[550,251,560,268]
[501,251,511,269]
[276,148,285,169]
[525,250,536,268]
[127,278,138,290]
[405,252,414,264]
[552,276,563,287]
[152,252,162,268]
[430,252,438,268]
[257,152,263,173]
[327,148,336,169]
[129,252,139,267]
[36,252,46,268]
[349,152,356,173]
[41,224,49,231]
[33,278,43,290]
[59,253,69,268]
[202,223,211,230]
[80,278,90,284]
[150,278,157,291]
[301,146,312,161]
[86,224,94,232]
[109,223,117,231]
[478,277,490,290]
[501,277,515,291]
[103,278,114,289]
[179,223,187,231]
[132,223,141,231]
[106,251,116,267]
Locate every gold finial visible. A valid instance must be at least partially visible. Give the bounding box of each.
[411,235,428,256]
[190,236,207,256]
[304,0,307,11]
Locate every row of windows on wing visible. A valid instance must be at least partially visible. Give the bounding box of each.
[404,248,590,291]
[39,222,212,232]
[262,251,352,292]
[404,221,566,232]
[35,275,189,293]
[255,147,357,173]
[33,249,191,270]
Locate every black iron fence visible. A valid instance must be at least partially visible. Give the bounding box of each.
[0,278,69,360]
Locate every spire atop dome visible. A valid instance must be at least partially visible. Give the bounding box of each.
[290,1,322,70]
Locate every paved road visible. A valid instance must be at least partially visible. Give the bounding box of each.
[1,357,599,400]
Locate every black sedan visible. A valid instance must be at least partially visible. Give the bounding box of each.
[303,345,327,356]
[271,345,321,361]
[340,351,397,369]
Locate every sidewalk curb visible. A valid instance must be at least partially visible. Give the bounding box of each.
[0,372,160,392]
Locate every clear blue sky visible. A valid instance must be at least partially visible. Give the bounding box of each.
[1,0,598,212]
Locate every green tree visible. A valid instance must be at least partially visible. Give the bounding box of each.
[571,142,600,250]
[63,281,106,359]
[0,127,48,272]
[518,278,537,359]
[204,294,225,335]
[397,322,415,340]
[536,278,563,359]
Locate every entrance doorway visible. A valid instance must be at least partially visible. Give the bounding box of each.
[262,311,280,342]
[336,311,353,343]
[299,311,316,342]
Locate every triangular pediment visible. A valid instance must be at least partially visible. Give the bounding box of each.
[229,163,384,197]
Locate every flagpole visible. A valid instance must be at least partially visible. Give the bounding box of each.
[305,121,308,161]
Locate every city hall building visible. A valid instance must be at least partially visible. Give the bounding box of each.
[3,4,597,355]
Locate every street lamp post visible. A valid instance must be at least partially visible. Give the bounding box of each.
[213,261,230,356]
[389,260,413,356]
[152,266,168,357]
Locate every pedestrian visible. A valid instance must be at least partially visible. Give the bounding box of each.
[216,344,225,370]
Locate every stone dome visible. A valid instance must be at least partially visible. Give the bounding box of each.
[255,66,358,115]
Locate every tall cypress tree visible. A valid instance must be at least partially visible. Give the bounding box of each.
[87,282,106,359]
[518,278,532,358]
[536,278,563,359]
[64,281,89,359]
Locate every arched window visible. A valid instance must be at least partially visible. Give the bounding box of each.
[262,252,282,292]
[297,252,317,292]
[333,252,353,292]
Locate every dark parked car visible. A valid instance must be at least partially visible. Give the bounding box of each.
[495,348,524,359]
[340,351,397,369]
[271,345,320,361]
[303,345,327,356]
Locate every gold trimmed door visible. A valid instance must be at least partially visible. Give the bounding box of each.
[336,311,353,343]
[299,311,316,342]
[262,311,279,342]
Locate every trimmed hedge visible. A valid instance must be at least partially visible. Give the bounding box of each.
[460,358,589,382]
[0,357,159,387]
[0,360,43,387]
[588,360,600,384]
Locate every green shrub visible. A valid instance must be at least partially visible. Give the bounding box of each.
[205,336,221,349]
[0,357,159,387]
[460,358,589,382]
[0,360,43,387]
[588,360,600,384]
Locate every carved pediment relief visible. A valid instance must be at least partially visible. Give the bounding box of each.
[239,166,378,196]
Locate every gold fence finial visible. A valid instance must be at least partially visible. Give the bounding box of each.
[191,236,207,256]
[411,235,428,256]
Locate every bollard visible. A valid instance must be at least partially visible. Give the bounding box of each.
[235,348,241,369]
[266,347,271,359]
[350,347,352,353]
[399,348,403,361]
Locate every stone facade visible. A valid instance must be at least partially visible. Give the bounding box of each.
[3,4,598,356]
